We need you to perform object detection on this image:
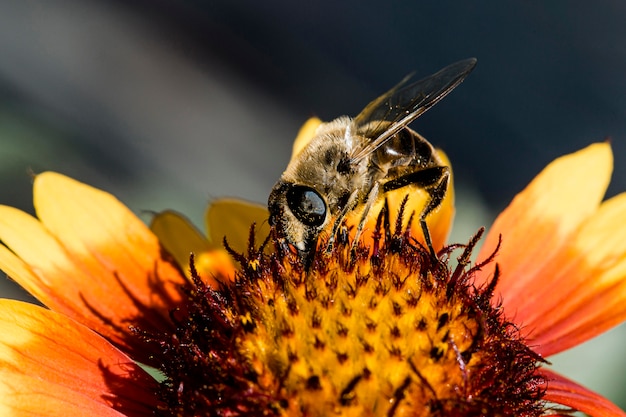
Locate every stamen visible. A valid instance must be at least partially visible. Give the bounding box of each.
[148,201,546,417]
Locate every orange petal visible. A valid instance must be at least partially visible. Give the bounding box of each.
[0,172,187,364]
[151,210,213,265]
[0,299,158,416]
[152,199,270,286]
[521,192,626,356]
[205,198,270,254]
[151,209,236,285]
[429,149,454,250]
[540,368,626,417]
[475,143,613,319]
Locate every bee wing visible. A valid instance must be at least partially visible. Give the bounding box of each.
[350,58,476,162]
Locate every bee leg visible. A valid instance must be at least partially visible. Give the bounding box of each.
[419,169,450,259]
[382,165,450,258]
[420,219,436,259]
[350,182,380,254]
[326,189,361,252]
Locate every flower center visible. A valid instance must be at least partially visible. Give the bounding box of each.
[153,204,546,417]
[249,248,483,416]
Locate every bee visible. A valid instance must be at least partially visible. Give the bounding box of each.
[268,58,477,265]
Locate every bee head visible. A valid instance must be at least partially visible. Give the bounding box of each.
[268,181,329,262]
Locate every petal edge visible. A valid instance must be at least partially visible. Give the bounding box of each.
[540,368,626,417]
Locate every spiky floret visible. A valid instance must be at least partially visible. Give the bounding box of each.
[153,201,546,417]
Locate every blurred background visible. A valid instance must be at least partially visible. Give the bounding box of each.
[1,0,625,408]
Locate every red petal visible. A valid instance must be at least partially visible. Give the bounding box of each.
[475,144,612,307]
[540,368,626,417]
[472,144,626,356]
[526,193,626,356]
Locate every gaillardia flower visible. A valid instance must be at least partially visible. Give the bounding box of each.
[0,140,625,416]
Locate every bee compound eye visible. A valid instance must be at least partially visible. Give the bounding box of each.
[286,186,327,227]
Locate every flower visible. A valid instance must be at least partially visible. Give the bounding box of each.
[0,138,624,416]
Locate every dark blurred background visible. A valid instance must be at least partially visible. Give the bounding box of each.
[1,0,625,407]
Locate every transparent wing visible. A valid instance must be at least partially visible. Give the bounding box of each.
[350,58,477,162]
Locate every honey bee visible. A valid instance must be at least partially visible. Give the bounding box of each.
[268,58,477,264]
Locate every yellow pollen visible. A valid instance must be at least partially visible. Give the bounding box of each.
[240,244,483,417]
[157,221,544,417]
